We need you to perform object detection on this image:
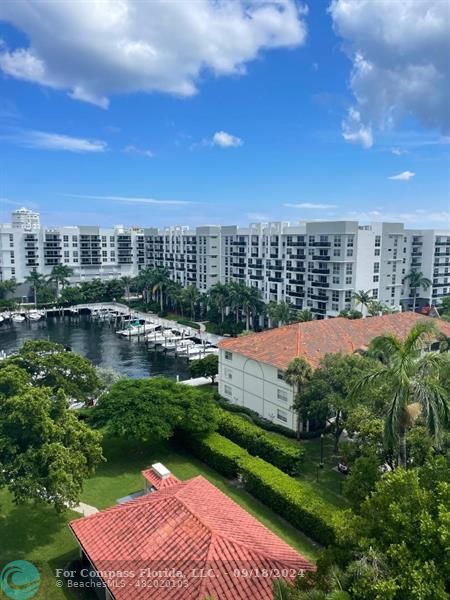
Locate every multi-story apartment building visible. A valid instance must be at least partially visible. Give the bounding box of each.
[1,208,448,315]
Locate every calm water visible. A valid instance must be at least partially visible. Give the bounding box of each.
[0,315,191,380]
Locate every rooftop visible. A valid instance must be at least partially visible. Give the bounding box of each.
[218,313,450,370]
[70,475,313,599]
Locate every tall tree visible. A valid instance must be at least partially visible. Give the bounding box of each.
[352,322,450,468]
[182,284,201,320]
[209,282,230,323]
[120,276,134,300]
[402,270,432,312]
[0,278,17,300]
[25,271,46,307]
[241,285,264,330]
[352,289,372,317]
[48,264,73,296]
[151,267,171,312]
[296,308,314,322]
[285,357,313,438]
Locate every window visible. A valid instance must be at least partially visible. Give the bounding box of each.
[373,275,379,282]
[374,262,380,273]
[332,291,339,302]
[345,276,352,284]
[277,370,285,381]
[374,248,380,256]
[224,384,232,397]
[332,276,340,284]
[224,351,233,361]
[277,409,288,423]
[346,248,353,257]
[333,249,341,257]
[277,389,288,402]
[225,368,233,380]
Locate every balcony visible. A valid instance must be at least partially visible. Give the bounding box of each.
[249,274,263,280]
[287,266,305,273]
[286,241,306,247]
[312,268,330,274]
[311,241,331,247]
[268,277,283,283]
[289,253,306,260]
[312,255,330,261]
[310,293,328,301]
[287,291,304,298]
[288,279,304,286]
[311,281,330,288]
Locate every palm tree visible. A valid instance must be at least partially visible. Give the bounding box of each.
[182,285,201,320]
[352,321,450,468]
[209,282,229,323]
[241,286,264,330]
[136,268,154,304]
[352,289,372,317]
[25,271,46,307]
[151,267,171,312]
[166,281,185,315]
[120,276,133,301]
[403,270,432,313]
[296,308,314,322]
[48,264,73,296]
[228,282,247,324]
[285,356,313,438]
[267,301,295,327]
[0,279,17,300]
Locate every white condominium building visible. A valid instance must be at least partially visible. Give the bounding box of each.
[1,209,448,315]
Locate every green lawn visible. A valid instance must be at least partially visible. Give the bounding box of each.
[0,434,321,600]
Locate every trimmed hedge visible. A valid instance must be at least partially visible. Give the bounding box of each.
[215,395,325,440]
[186,431,341,546]
[217,410,304,474]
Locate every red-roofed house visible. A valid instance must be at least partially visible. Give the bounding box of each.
[218,313,450,431]
[70,475,314,600]
[142,462,180,492]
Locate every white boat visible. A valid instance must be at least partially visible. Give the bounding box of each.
[187,347,219,361]
[117,320,157,337]
[12,313,26,323]
[27,310,44,321]
[167,339,195,353]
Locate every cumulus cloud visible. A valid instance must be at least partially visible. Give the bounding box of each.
[330,0,450,146]
[388,170,415,181]
[212,131,243,148]
[284,202,338,209]
[6,130,107,152]
[0,0,306,108]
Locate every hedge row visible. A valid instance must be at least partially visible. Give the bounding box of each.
[215,396,325,440]
[185,431,341,546]
[217,410,304,474]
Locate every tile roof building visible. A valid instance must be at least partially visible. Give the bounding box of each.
[218,313,450,431]
[70,475,313,600]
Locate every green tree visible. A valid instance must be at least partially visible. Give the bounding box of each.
[120,276,134,301]
[93,377,218,441]
[151,267,171,312]
[402,270,432,312]
[353,322,450,468]
[4,340,101,402]
[285,357,313,438]
[24,271,46,307]
[0,279,17,300]
[352,290,372,316]
[343,454,381,510]
[182,285,201,320]
[296,308,314,322]
[189,354,219,383]
[48,264,73,296]
[60,284,86,305]
[268,301,296,327]
[0,381,103,510]
[209,282,230,323]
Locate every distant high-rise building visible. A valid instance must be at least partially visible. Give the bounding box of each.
[0,208,449,315]
[11,207,41,231]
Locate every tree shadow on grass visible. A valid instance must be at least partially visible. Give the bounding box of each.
[0,502,73,560]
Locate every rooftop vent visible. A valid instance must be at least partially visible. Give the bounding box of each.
[151,463,171,479]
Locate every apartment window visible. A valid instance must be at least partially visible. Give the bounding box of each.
[225,368,233,380]
[374,262,380,273]
[277,389,288,402]
[277,409,288,423]
[332,276,340,284]
[277,370,285,381]
[224,351,233,361]
[372,289,378,298]
[333,264,340,275]
[64,251,70,258]
[345,290,352,301]
[332,291,339,302]
[332,303,339,311]
[374,248,380,256]
[375,235,381,247]
[346,249,353,257]
[333,249,341,257]
[345,276,352,284]
[347,236,354,247]
[334,236,341,247]
[373,275,379,282]
[346,264,353,275]
[72,236,78,241]
[224,384,232,397]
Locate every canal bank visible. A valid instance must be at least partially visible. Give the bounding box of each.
[0,315,191,380]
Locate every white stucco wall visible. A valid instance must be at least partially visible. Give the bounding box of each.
[218,348,297,430]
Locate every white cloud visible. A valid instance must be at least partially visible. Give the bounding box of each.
[7,130,106,152]
[124,145,154,158]
[342,107,373,148]
[65,194,191,206]
[284,202,338,209]
[388,170,415,181]
[330,0,450,145]
[212,131,243,148]
[0,1,306,108]
[345,209,450,226]
[390,147,408,156]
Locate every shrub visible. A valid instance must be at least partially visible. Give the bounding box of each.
[218,410,304,474]
[183,431,247,478]
[186,431,341,546]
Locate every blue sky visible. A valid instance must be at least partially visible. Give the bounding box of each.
[0,0,448,229]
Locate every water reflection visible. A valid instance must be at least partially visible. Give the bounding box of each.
[0,316,191,380]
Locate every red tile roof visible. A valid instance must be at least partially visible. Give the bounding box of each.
[219,313,450,370]
[141,468,180,490]
[70,476,313,600]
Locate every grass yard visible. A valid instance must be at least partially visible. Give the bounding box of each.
[0,433,321,600]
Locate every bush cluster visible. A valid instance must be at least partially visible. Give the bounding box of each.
[186,431,341,546]
[217,410,304,474]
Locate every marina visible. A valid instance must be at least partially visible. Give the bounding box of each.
[0,302,223,379]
